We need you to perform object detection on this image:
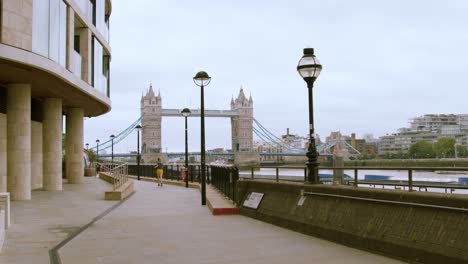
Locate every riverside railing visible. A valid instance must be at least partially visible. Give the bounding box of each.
[127,163,239,199]
[244,166,468,194]
[127,164,210,183]
[210,166,239,202]
[99,160,129,191]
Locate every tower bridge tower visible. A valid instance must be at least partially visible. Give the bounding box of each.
[140,84,165,163]
[231,87,254,152]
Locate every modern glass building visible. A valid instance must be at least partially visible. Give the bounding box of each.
[0,0,112,200]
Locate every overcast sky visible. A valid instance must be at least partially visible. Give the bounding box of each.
[84,0,468,153]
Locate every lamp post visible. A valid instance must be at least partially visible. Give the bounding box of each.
[85,143,89,150]
[193,71,211,205]
[181,108,192,188]
[96,139,100,171]
[135,125,142,180]
[297,48,322,184]
[110,134,115,162]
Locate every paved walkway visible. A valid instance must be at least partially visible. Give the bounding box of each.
[0,177,118,264]
[1,177,403,264]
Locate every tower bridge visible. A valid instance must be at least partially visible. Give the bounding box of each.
[92,84,356,164]
[140,84,257,164]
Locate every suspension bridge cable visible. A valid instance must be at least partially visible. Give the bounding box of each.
[252,119,303,152]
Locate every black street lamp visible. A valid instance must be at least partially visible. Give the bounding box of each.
[135,125,142,180]
[193,71,211,205]
[181,108,192,188]
[110,134,115,162]
[96,139,100,171]
[85,143,89,150]
[297,48,322,184]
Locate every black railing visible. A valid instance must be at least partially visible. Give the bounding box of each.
[127,164,211,183]
[127,163,237,201]
[243,166,468,194]
[211,166,239,202]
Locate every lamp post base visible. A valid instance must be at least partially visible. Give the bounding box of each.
[307,160,320,184]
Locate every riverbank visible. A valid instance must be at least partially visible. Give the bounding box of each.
[257,159,468,168]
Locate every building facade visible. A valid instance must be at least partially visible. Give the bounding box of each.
[379,114,468,155]
[0,0,112,200]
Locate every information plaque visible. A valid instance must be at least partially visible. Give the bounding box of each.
[243,192,264,209]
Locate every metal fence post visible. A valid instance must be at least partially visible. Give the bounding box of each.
[354,168,358,187]
[408,169,413,192]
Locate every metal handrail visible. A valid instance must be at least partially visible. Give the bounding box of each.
[244,166,468,194]
[99,160,129,190]
[302,191,468,212]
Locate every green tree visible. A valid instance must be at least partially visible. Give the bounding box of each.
[455,145,468,158]
[408,140,435,159]
[434,137,456,158]
[85,149,97,163]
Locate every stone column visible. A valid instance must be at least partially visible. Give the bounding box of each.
[66,108,84,184]
[43,98,62,191]
[7,83,31,200]
[31,121,43,190]
[0,113,7,193]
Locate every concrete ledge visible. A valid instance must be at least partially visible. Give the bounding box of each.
[237,180,468,264]
[206,185,239,216]
[104,180,134,201]
[84,168,96,177]
[98,172,134,201]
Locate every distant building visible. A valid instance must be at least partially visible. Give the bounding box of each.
[281,128,308,149]
[379,114,468,155]
[347,133,376,155]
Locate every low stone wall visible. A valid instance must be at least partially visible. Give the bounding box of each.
[98,172,134,201]
[237,180,468,264]
[84,168,96,176]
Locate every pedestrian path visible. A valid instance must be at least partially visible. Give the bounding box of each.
[0,177,404,264]
[58,180,402,264]
[0,177,117,264]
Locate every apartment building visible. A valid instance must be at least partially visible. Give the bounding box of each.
[0,0,112,200]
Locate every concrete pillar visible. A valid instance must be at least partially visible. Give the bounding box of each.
[43,98,62,191]
[66,6,75,73]
[79,28,92,84]
[7,83,31,200]
[31,121,43,190]
[66,108,84,184]
[0,114,7,193]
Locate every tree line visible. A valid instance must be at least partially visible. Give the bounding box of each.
[354,137,468,160]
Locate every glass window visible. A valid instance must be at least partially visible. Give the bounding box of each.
[58,1,67,67]
[92,37,109,96]
[48,0,60,62]
[32,0,50,57]
[32,0,67,66]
